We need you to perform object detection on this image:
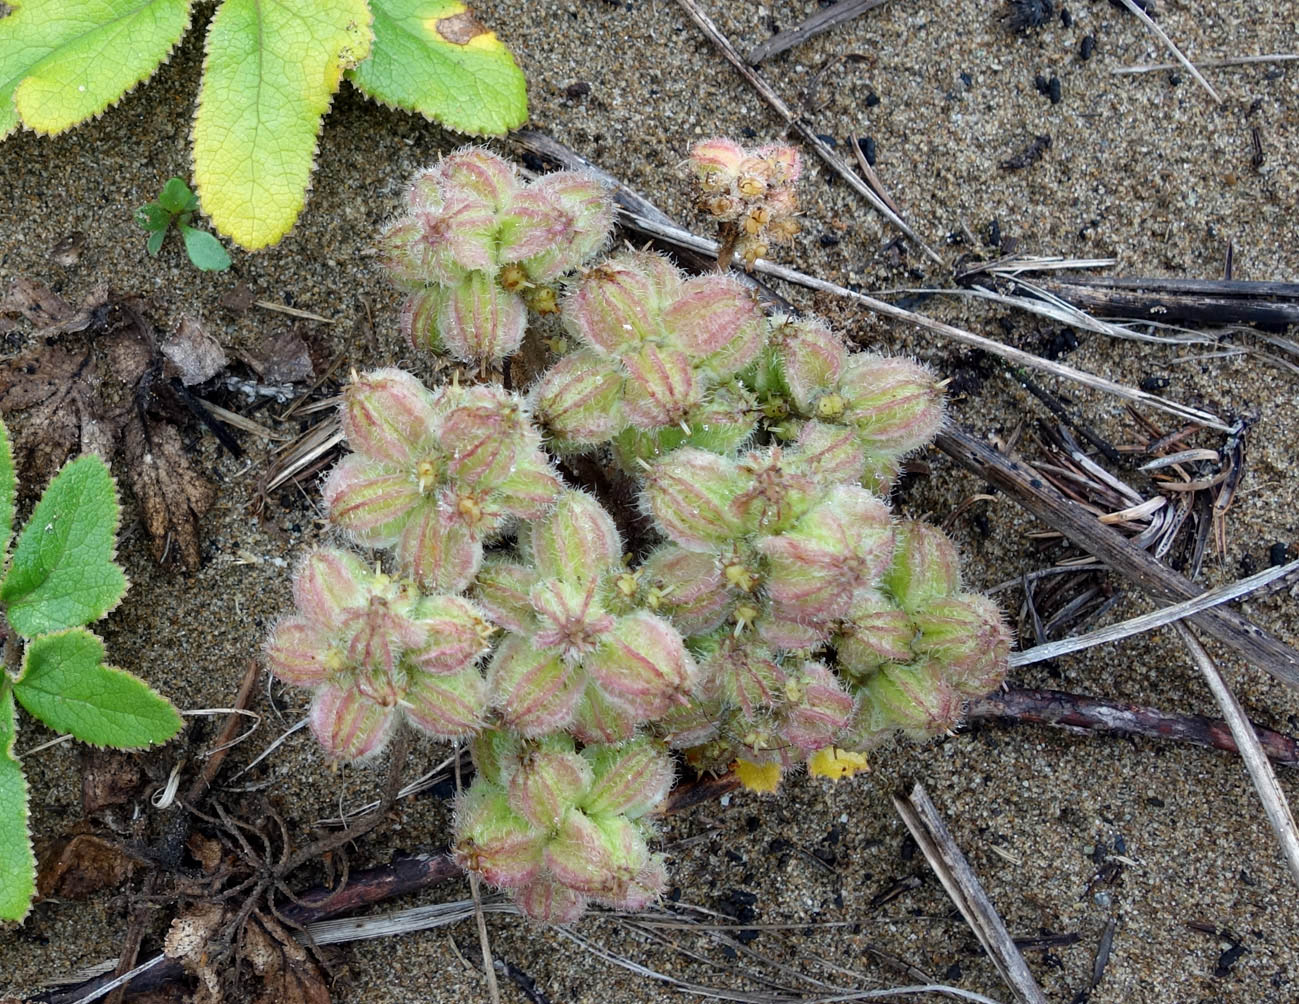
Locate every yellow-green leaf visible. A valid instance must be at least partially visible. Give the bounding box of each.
[192,0,373,249]
[0,0,192,139]
[347,0,526,137]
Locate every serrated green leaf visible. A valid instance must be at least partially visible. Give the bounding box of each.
[146,227,167,255]
[15,629,182,747]
[179,224,232,271]
[0,454,126,636]
[0,0,192,140]
[192,0,373,250]
[157,176,195,214]
[0,687,36,922]
[348,0,526,137]
[0,418,15,563]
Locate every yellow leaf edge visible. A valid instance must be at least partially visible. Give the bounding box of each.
[4,1,194,139]
[344,1,528,138]
[189,3,375,251]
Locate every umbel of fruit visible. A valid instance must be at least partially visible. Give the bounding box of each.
[378,148,614,364]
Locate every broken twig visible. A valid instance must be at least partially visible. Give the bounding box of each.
[968,687,1299,766]
[893,783,1047,1004]
[1174,623,1299,889]
[1030,275,1299,327]
[1010,559,1299,666]
[933,426,1299,690]
[1114,52,1299,75]
[1114,0,1221,102]
[747,0,891,63]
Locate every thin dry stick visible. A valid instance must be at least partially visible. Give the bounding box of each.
[920,282,1212,346]
[508,127,1229,430]
[1173,623,1299,889]
[672,0,941,264]
[969,687,1299,766]
[252,300,337,324]
[893,783,1046,1004]
[617,207,1230,430]
[934,426,1299,690]
[1010,558,1299,667]
[455,742,501,1004]
[850,133,904,219]
[1114,52,1299,74]
[747,0,891,63]
[1114,0,1220,102]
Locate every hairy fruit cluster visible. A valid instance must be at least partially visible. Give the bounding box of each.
[324,368,561,593]
[840,522,1012,744]
[453,732,672,922]
[531,250,765,465]
[267,142,1013,926]
[265,549,494,761]
[379,148,614,364]
[689,138,801,267]
[474,490,698,742]
[752,316,946,490]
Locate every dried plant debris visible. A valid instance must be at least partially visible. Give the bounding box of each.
[241,328,315,384]
[36,827,137,901]
[79,748,145,817]
[49,231,86,267]
[122,418,219,571]
[163,316,229,387]
[1000,134,1052,170]
[240,912,333,1004]
[0,278,229,570]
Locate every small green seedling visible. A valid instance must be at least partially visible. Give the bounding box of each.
[135,177,232,272]
[0,419,183,923]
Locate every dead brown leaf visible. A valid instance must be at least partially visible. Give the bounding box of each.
[187,831,226,874]
[122,419,217,571]
[165,903,228,1004]
[163,316,228,387]
[244,329,314,384]
[80,748,144,816]
[220,281,256,315]
[0,280,223,570]
[243,911,332,1004]
[1,276,76,329]
[36,829,136,899]
[0,341,95,482]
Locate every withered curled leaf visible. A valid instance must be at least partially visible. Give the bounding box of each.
[122,420,218,572]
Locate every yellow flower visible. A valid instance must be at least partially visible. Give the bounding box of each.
[807,747,869,781]
[732,759,783,794]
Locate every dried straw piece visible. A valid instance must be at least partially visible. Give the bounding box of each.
[1174,623,1299,889]
[893,782,1047,1004]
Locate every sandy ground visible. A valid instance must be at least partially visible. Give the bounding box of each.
[2,0,1298,1001]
